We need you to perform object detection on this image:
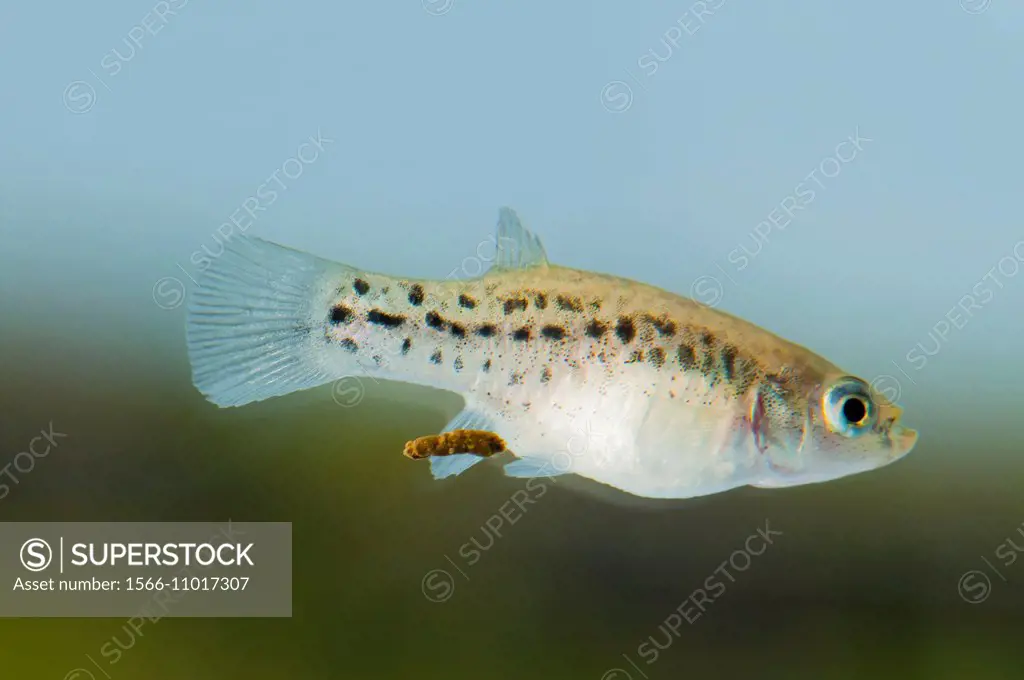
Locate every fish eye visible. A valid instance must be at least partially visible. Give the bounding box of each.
[823,378,875,437]
[842,396,867,424]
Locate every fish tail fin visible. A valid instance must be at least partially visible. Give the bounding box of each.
[186,235,352,407]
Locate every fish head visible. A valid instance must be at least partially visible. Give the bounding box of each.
[752,369,918,488]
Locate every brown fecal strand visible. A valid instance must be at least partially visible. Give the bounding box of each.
[403,430,507,459]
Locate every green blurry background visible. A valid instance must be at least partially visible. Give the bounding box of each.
[4,1,1024,678]
[3,303,1024,679]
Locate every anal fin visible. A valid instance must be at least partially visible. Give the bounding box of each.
[429,405,501,479]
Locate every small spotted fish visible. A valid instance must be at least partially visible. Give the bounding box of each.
[186,208,918,499]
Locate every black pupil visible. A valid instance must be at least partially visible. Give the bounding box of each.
[842,397,867,424]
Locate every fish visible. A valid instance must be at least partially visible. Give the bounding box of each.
[186,207,918,500]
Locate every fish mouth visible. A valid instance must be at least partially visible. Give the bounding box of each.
[891,425,918,457]
[879,404,918,458]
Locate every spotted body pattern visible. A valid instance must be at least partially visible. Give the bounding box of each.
[187,208,917,499]
[325,267,802,415]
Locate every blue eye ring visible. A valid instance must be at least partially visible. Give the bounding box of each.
[823,378,876,437]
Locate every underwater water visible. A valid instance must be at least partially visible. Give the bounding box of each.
[2,1,1023,678]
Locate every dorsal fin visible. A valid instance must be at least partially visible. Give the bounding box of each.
[492,207,549,271]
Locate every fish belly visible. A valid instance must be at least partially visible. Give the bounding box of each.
[464,346,758,499]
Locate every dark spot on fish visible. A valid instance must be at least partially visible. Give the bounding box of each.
[698,332,716,373]
[458,294,477,309]
[503,297,528,315]
[367,309,406,328]
[586,319,608,339]
[648,347,666,368]
[430,349,443,364]
[512,326,531,342]
[534,292,548,309]
[541,366,552,383]
[720,345,737,383]
[615,316,636,344]
[701,354,716,376]
[340,338,358,353]
[730,354,759,394]
[677,343,697,370]
[372,354,383,366]
[646,314,677,337]
[329,305,352,324]
[483,359,492,372]
[450,322,466,338]
[425,311,445,330]
[541,325,567,340]
[353,278,370,295]
[670,390,677,399]
[509,371,524,386]
[401,338,412,354]
[408,284,425,306]
[476,323,498,338]
[454,356,464,371]
[555,294,583,313]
